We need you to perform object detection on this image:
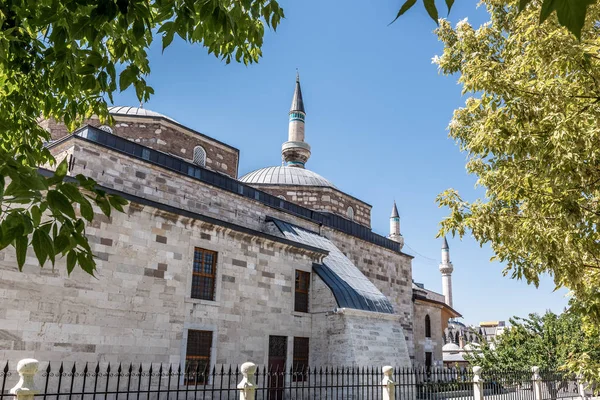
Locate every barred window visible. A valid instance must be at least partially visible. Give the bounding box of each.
[193,146,206,167]
[185,330,213,385]
[292,337,309,382]
[347,206,354,221]
[425,315,431,338]
[191,248,217,301]
[294,270,310,313]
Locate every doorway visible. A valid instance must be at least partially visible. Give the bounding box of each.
[268,335,287,400]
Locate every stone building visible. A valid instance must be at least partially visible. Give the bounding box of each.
[0,75,460,371]
[412,238,461,369]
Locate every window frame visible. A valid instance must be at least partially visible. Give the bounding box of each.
[294,270,310,313]
[292,337,309,382]
[347,206,354,221]
[184,329,213,386]
[191,247,218,301]
[193,145,207,167]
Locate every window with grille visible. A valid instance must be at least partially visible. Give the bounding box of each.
[193,146,207,167]
[99,125,113,134]
[347,206,354,221]
[294,270,310,313]
[292,337,309,382]
[425,315,431,338]
[191,247,217,301]
[185,330,213,385]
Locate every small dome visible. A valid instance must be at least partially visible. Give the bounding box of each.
[240,166,335,188]
[108,106,178,123]
[442,343,461,353]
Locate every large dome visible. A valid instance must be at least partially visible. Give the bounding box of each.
[108,106,178,123]
[240,166,335,188]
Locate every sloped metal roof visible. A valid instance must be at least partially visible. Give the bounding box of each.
[290,74,305,113]
[270,218,394,314]
[240,166,335,188]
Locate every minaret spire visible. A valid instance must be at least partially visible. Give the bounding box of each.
[282,72,310,168]
[388,201,404,249]
[439,236,454,307]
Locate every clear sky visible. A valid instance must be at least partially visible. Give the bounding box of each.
[110,0,569,325]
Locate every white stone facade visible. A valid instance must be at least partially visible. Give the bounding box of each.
[0,131,416,368]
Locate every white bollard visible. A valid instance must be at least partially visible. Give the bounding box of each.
[532,366,542,400]
[237,362,257,400]
[473,366,484,400]
[381,366,395,400]
[10,359,39,400]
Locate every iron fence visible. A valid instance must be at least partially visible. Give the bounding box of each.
[538,370,579,400]
[0,361,583,400]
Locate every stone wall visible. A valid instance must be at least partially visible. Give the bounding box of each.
[412,301,444,368]
[24,137,415,362]
[317,308,411,367]
[251,185,372,228]
[0,199,330,366]
[41,116,239,179]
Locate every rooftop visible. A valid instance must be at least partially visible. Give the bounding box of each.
[240,166,335,188]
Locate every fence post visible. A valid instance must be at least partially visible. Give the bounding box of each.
[473,366,484,400]
[532,366,542,400]
[237,362,257,400]
[577,374,587,400]
[9,359,39,400]
[381,366,395,400]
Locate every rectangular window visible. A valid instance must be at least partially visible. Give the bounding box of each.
[294,270,310,313]
[191,247,218,301]
[185,330,213,385]
[292,337,309,382]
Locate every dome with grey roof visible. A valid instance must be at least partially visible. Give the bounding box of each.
[108,106,178,122]
[240,166,335,188]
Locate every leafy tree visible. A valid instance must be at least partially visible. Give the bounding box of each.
[433,0,600,383]
[465,312,597,371]
[465,311,600,395]
[393,0,597,40]
[0,0,284,274]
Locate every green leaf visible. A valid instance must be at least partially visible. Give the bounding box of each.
[423,0,439,24]
[66,251,77,274]
[77,252,96,275]
[445,0,455,15]
[32,229,50,266]
[133,19,145,40]
[30,205,42,226]
[119,66,138,92]
[47,190,76,219]
[540,0,558,23]
[79,198,94,221]
[518,0,533,12]
[552,0,595,40]
[59,183,85,203]
[14,235,28,271]
[95,196,111,217]
[391,0,417,24]
[54,233,71,255]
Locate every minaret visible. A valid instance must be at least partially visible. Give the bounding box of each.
[439,236,454,307]
[282,72,311,168]
[389,201,404,249]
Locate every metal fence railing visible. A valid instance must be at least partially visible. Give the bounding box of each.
[3,361,583,400]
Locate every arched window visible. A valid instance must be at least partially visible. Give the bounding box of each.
[277,195,286,201]
[347,206,354,221]
[99,125,113,134]
[425,315,431,338]
[193,146,206,167]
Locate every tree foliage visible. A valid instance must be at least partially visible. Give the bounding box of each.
[464,311,600,373]
[0,0,284,274]
[393,0,597,40]
[433,0,600,382]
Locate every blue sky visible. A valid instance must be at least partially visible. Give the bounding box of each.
[110,0,569,325]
